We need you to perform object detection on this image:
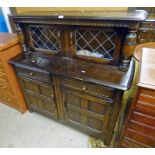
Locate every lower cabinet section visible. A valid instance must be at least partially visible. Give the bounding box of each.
[15,68,123,146]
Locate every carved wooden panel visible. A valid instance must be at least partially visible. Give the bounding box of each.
[61,86,113,141]
[61,77,114,100]
[18,77,58,118]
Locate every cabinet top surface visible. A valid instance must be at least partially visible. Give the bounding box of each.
[11,10,148,21]
[0,33,19,51]
[138,48,155,90]
[10,53,135,90]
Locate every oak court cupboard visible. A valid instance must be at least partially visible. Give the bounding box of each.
[8,10,148,146]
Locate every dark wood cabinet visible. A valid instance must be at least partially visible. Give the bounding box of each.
[9,10,148,146]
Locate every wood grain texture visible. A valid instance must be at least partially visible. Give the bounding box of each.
[0,33,27,113]
[119,48,155,148]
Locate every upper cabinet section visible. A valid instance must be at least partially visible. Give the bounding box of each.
[9,10,148,69]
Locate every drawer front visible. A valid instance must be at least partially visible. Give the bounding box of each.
[0,60,5,73]
[61,77,114,100]
[0,81,13,95]
[123,128,155,147]
[140,22,155,29]
[141,88,155,97]
[15,67,51,83]
[0,72,8,82]
[131,110,155,127]
[0,91,18,107]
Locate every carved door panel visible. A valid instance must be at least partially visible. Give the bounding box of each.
[62,88,112,139]
[18,77,58,118]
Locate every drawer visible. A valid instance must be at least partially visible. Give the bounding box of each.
[61,77,114,99]
[15,67,52,83]
[138,94,155,108]
[0,72,8,82]
[0,81,13,95]
[140,22,155,28]
[0,91,18,107]
[131,110,155,127]
[0,60,5,73]
[141,88,155,97]
[123,128,155,147]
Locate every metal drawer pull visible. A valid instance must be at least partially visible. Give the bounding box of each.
[29,72,34,76]
[3,97,11,101]
[2,86,6,89]
[82,86,86,90]
[51,94,54,100]
[81,70,86,74]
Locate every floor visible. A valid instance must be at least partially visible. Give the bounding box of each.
[0,103,89,148]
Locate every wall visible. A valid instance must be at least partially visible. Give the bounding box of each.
[13,7,128,14]
[0,7,8,32]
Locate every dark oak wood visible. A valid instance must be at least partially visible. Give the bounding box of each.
[8,11,144,146]
[119,48,155,148]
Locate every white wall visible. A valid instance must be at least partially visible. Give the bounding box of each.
[2,7,12,33]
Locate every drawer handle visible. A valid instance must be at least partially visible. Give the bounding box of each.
[82,86,86,91]
[2,86,6,89]
[29,72,34,76]
[3,97,11,101]
[51,94,54,100]
[81,70,86,74]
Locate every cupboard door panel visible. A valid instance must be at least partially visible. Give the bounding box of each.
[18,77,58,118]
[19,77,54,98]
[62,88,112,136]
[26,93,58,118]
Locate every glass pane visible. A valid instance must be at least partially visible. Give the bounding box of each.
[76,29,117,60]
[29,25,59,52]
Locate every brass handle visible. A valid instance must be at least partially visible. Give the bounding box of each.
[4,97,11,101]
[81,70,86,74]
[29,72,34,76]
[2,86,6,89]
[51,94,54,100]
[82,86,86,91]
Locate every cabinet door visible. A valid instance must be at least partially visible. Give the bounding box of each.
[18,77,58,119]
[62,88,112,140]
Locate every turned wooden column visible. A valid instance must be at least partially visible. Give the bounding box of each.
[15,23,31,58]
[119,30,137,71]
